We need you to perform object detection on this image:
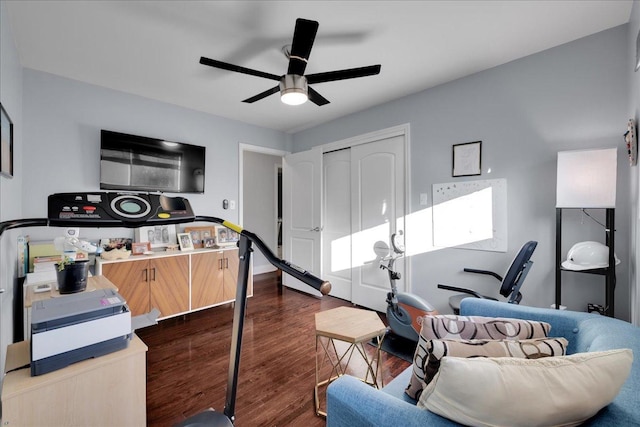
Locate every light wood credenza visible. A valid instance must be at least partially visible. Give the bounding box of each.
[1,335,147,426]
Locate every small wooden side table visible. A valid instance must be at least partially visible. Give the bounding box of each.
[314,306,387,417]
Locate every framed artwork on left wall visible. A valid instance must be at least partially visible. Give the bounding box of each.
[0,103,14,178]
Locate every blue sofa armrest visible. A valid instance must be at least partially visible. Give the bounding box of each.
[326,375,458,427]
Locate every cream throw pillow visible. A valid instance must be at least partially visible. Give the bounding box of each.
[406,337,568,400]
[418,348,633,427]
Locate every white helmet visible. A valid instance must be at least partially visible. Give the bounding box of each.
[561,241,620,271]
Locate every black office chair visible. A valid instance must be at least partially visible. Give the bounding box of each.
[437,241,538,314]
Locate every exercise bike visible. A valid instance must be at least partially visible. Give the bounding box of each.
[375,232,438,343]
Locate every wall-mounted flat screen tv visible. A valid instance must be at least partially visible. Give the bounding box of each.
[100,130,205,193]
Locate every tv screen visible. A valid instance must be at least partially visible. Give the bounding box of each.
[100,130,205,193]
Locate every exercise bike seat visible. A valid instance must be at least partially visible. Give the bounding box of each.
[438,241,537,314]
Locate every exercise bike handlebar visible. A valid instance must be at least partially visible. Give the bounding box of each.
[195,216,331,296]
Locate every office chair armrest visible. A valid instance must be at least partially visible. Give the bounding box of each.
[437,284,485,299]
[463,268,503,282]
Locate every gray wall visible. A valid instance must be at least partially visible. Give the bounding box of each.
[628,2,640,326]
[0,0,25,384]
[242,151,282,273]
[293,25,633,321]
[21,69,290,223]
[16,68,290,247]
[0,15,292,367]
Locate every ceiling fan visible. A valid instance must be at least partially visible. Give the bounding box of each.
[199,18,381,106]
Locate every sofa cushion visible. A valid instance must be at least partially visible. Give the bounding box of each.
[406,337,567,400]
[417,348,633,427]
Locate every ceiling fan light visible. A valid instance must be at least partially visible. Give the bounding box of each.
[280,75,308,105]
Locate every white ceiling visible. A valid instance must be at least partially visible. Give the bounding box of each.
[5,1,633,134]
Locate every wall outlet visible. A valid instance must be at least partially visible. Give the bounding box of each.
[65,227,80,238]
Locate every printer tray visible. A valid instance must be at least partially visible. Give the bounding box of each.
[31,334,131,376]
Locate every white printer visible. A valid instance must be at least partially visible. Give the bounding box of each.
[30,289,131,376]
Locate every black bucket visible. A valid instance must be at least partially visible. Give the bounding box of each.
[55,260,90,294]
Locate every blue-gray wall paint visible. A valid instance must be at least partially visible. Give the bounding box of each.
[293,24,632,321]
[22,69,290,222]
[0,0,25,384]
[628,2,640,327]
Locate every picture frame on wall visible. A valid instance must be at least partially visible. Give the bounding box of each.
[184,226,215,249]
[135,224,177,249]
[1,103,14,178]
[452,141,482,177]
[215,225,240,247]
[178,233,194,251]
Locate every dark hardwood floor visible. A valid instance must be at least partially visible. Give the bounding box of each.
[136,272,411,426]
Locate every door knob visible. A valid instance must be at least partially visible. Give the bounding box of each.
[309,227,323,232]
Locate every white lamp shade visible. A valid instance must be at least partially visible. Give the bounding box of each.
[556,148,617,208]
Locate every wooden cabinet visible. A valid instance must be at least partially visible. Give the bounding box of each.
[101,255,189,318]
[191,249,240,310]
[2,336,147,426]
[97,248,251,320]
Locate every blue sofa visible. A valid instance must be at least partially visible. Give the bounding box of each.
[327,298,640,426]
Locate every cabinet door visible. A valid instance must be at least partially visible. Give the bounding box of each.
[191,251,225,309]
[101,260,149,316]
[223,249,239,301]
[150,255,189,317]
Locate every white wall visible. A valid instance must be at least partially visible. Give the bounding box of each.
[293,25,632,321]
[0,0,25,385]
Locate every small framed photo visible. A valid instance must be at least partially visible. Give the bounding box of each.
[184,226,215,249]
[215,225,240,247]
[132,242,151,255]
[135,224,177,249]
[452,141,482,177]
[178,233,194,251]
[1,103,14,178]
[203,237,216,248]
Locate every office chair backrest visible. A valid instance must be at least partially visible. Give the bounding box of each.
[499,240,538,298]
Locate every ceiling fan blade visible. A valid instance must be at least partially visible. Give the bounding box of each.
[242,86,280,103]
[287,18,319,76]
[306,64,381,84]
[308,87,330,106]
[200,56,281,81]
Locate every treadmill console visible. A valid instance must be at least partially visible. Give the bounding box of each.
[48,192,195,227]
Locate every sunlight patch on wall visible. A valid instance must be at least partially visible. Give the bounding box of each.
[433,187,494,248]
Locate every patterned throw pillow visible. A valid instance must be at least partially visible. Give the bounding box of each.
[405,315,555,400]
[417,314,551,340]
[405,337,568,399]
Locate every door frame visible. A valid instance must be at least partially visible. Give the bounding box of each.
[318,123,412,291]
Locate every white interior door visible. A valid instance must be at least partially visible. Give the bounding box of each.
[322,149,352,300]
[282,148,323,296]
[351,136,406,312]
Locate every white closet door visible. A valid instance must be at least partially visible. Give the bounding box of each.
[322,149,352,300]
[351,135,405,312]
[282,148,323,296]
